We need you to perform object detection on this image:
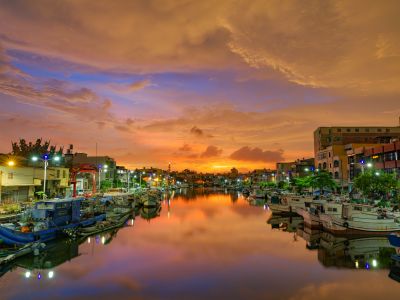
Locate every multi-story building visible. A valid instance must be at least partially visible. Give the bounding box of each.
[0,166,41,202]
[347,140,400,188]
[314,126,400,189]
[276,158,314,182]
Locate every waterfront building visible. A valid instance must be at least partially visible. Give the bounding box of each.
[347,140,400,188]
[276,158,314,182]
[314,125,400,190]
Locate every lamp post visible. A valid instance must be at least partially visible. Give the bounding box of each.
[32,154,60,199]
[140,171,145,189]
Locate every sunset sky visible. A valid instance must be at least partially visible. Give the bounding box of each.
[0,0,399,172]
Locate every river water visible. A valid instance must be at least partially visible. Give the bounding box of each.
[1,190,399,299]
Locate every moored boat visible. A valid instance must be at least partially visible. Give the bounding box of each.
[0,198,105,246]
[320,203,400,236]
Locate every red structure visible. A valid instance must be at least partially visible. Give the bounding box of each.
[70,164,98,197]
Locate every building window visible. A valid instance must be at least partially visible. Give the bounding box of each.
[8,173,13,179]
[355,128,359,132]
[328,152,331,158]
[386,128,390,132]
[337,128,341,133]
[333,160,340,167]
[334,172,339,179]
[57,170,60,178]
[329,163,332,168]
[323,162,327,169]
[346,128,351,132]
[318,163,322,170]
[63,170,66,178]
[377,128,382,132]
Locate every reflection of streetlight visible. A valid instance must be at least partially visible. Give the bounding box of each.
[375,171,380,176]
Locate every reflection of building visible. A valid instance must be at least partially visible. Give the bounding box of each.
[314,126,400,189]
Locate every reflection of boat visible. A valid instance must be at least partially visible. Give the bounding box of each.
[317,232,396,269]
[248,197,265,207]
[0,198,106,246]
[140,206,162,221]
[267,215,303,233]
[0,226,125,279]
[296,226,322,250]
[389,255,400,282]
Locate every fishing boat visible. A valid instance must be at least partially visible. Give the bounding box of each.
[296,200,342,228]
[0,198,106,246]
[268,193,314,214]
[320,203,400,236]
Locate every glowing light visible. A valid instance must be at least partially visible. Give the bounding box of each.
[104,165,108,169]
[87,237,91,244]
[304,168,309,172]
[130,219,134,226]
[53,156,60,161]
[365,262,370,270]
[101,236,106,244]
[25,271,31,278]
[372,259,378,267]
[7,160,15,167]
[355,260,359,268]
[31,156,39,162]
[38,272,42,280]
[375,172,380,176]
[367,163,373,168]
[48,271,54,279]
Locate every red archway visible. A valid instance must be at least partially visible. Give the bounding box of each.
[70,164,98,197]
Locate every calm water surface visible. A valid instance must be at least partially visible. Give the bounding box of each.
[1,190,399,299]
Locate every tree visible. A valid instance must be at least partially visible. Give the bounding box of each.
[292,176,312,194]
[259,181,277,189]
[11,138,63,158]
[310,171,337,194]
[354,170,398,200]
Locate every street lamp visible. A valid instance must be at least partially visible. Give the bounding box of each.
[32,154,60,199]
[367,162,373,168]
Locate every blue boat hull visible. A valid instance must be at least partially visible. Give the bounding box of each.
[388,233,400,247]
[0,214,105,246]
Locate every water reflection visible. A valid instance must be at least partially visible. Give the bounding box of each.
[1,192,399,300]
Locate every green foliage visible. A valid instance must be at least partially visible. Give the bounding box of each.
[100,180,113,192]
[277,180,290,190]
[11,138,63,158]
[292,176,312,194]
[309,171,338,194]
[259,181,277,189]
[354,170,398,200]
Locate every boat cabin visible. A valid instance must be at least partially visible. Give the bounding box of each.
[32,197,84,226]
